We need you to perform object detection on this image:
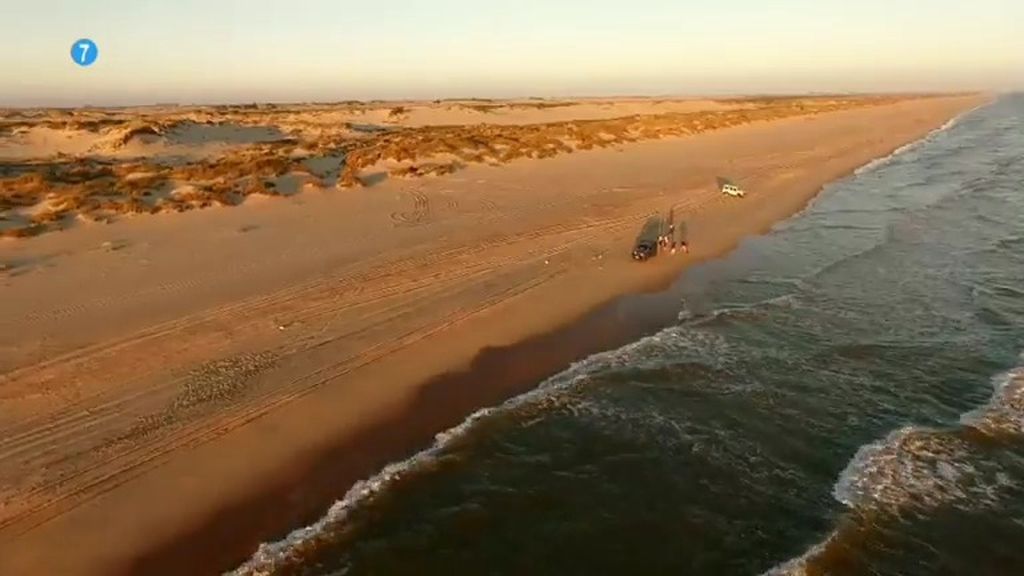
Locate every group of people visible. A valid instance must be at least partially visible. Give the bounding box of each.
[658,207,689,255]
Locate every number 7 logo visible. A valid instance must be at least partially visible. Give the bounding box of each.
[70,38,98,67]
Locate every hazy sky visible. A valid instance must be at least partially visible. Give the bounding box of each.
[2,0,1022,106]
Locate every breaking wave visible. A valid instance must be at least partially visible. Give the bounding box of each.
[852,103,982,176]
[832,426,1011,512]
[677,292,801,326]
[961,355,1024,436]
[229,324,727,575]
[764,352,1024,575]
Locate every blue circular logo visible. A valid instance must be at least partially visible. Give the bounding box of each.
[71,38,98,67]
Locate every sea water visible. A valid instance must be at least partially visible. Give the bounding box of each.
[234,95,1024,576]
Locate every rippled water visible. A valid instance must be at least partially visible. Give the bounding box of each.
[235,96,1024,576]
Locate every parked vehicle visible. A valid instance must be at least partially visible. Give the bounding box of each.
[719,177,746,198]
[632,240,657,261]
[632,215,664,262]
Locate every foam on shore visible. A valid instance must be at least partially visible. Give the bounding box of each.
[852,102,985,176]
[763,351,1024,576]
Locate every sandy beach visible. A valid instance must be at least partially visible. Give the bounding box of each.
[0,94,986,575]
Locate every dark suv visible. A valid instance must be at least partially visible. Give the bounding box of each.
[632,240,657,261]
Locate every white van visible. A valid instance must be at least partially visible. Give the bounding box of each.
[721,182,746,198]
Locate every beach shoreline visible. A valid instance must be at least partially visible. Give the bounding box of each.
[0,94,988,576]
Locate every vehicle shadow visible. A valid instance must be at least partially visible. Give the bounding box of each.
[632,214,665,260]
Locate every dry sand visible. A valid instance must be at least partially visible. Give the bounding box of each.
[0,94,986,575]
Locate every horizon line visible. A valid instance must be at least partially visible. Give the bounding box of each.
[0,89,1000,111]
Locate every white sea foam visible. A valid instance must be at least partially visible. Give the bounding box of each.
[228,324,722,575]
[852,103,984,176]
[854,141,919,176]
[765,351,1024,575]
[830,425,997,511]
[678,293,802,329]
[960,354,1024,436]
[760,529,841,576]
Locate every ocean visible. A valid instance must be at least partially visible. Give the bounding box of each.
[233,95,1024,576]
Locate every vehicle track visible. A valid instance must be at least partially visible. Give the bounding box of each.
[0,263,568,536]
[389,189,431,226]
[0,197,662,535]
[0,207,646,462]
[2,152,717,532]
[0,189,663,447]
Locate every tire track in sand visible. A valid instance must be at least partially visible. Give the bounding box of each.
[0,203,660,536]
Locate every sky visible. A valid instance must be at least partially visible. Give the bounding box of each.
[1,0,1022,106]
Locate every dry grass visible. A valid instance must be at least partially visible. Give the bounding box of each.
[0,95,912,238]
[332,95,902,185]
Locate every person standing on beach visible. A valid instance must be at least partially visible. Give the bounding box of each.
[667,206,677,254]
[658,212,670,251]
[677,220,689,254]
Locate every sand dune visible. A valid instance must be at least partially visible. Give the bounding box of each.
[2,95,916,238]
[0,94,986,576]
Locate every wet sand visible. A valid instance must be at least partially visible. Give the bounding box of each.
[0,94,986,575]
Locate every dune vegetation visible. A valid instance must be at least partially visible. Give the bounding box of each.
[0,95,912,238]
